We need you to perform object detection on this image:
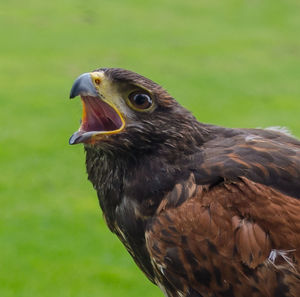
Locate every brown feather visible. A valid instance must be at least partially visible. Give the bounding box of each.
[146,177,300,296]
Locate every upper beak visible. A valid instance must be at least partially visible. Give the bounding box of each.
[69,73,98,99]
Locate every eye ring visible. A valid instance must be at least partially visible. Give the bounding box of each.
[95,78,101,85]
[127,91,153,111]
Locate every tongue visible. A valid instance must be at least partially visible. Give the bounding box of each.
[81,96,122,132]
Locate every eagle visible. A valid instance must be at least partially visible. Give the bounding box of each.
[69,68,300,297]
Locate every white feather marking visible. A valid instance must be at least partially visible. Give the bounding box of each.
[115,225,126,241]
[245,135,261,142]
[265,126,293,137]
[158,265,165,276]
[268,249,296,271]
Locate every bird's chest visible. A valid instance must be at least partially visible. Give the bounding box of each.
[100,191,157,283]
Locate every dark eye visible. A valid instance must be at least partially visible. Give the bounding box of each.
[128,92,153,110]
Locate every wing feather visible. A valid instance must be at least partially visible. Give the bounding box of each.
[146,177,300,296]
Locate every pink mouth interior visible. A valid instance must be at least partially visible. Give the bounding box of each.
[80,96,123,132]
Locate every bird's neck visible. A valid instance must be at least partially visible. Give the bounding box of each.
[83,121,217,232]
[84,145,193,225]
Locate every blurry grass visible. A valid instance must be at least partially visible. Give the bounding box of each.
[1,0,300,296]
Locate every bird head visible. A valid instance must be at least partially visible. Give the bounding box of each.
[69,68,203,153]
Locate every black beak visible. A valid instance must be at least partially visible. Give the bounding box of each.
[69,73,98,99]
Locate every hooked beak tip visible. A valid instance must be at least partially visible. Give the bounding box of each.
[69,130,85,145]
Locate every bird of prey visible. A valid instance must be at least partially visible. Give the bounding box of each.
[69,68,300,297]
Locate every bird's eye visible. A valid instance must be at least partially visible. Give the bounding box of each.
[128,92,153,111]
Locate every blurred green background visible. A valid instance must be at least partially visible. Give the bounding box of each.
[1,0,300,296]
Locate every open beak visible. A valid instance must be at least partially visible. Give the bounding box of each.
[69,73,125,145]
